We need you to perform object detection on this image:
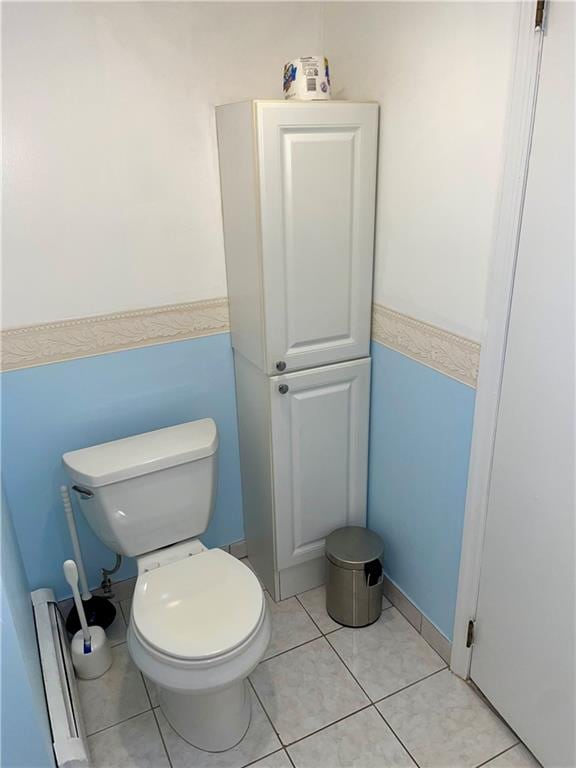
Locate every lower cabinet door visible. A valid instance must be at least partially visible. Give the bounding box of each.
[270,358,371,571]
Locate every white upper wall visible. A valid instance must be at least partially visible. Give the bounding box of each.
[2,2,323,327]
[3,2,517,339]
[324,2,517,340]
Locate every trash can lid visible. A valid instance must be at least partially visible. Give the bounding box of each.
[325,526,384,570]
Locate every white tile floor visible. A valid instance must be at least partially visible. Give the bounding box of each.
[75,563,541,768]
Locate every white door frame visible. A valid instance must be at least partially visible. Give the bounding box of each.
[451,0,545,679]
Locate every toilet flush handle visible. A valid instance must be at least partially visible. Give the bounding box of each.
[72,485,94,500]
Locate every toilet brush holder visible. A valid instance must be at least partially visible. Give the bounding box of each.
[71,626,112,680]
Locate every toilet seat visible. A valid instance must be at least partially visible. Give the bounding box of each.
[127,550,271,698]
[132,549,264,661]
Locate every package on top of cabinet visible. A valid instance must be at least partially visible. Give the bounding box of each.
[283,56,331,101]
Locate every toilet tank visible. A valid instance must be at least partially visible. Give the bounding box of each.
[62,420,218,557]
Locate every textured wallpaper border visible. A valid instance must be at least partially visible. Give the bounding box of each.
[1,298,230,371]
[1,299,480,386]
[372,303,480,387]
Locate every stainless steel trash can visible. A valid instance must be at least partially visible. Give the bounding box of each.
[326,526,384,627]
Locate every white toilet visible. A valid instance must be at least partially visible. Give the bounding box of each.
[62,419,271,752]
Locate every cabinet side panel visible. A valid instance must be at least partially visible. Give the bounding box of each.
[216,102,265,370]
[233,351,277,597]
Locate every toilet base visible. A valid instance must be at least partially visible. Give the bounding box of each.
[158,678,252,752]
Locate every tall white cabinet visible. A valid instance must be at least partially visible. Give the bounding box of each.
[216,101,378,599]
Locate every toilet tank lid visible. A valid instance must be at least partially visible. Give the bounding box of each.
[62,419,218,488]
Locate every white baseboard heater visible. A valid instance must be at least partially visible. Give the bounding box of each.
[31,589,90,768]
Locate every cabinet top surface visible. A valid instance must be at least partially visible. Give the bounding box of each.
[216,99,379,109]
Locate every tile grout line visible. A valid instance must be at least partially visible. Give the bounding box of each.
[81,641,154,741]
[295,592,393,639]
[260,633,323,664]
[371,666,448,705]
[253,637,375,753]
[373,705,422,768]
[250,668,371,755]
[253,602,449,760]
[153,695,290,768]
[85,638,445,743]
[140,667,156,711]
[467,678,524,748]
[320,626,443,768]
[323,622,446,708]
[119,599,131,625]
[320,635,374,702]
[283,703,374,751]
[473,741,522,768]
[248,678,280,739]
[241,748,291,768]
[247,678,286,750]
[151,707,174,768]
[85,708,153,739]
[82,580,449,766]
[294,594,326,636]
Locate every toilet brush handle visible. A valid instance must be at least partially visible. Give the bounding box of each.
[64,559,92,651]
[61,485,92,601]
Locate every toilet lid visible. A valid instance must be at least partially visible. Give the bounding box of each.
[132,549,264,660]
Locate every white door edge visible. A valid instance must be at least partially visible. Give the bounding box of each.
[451,0,545,679]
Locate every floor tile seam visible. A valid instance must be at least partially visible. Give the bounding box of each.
[321,632,374,702]
[327,635,445,731]
[282,702,374,750]
[467,679,522,739]
[90,600,439,761]
[374,672,523,768]
[247,678,284,747]
[293,584,320,599]
[241,748,290,768]
[385,598,457,660]
[249,673,371,752]
[141,667,156,710]
[321,604,396,640]
[473,741,522,768]
[85,706,154,739]
[373,703,422,768]
[417,626,452,664]
[119,600,131,624]
[322,626,446,706]
[151,699,284,768]
[108,622,321,669]
[294,593,394,637]
[294,594,326,636]
[260,633,326,664]
[151,707,175,768]
[370,666,449,705]
[388,601,424,628]
[266,588,321,629]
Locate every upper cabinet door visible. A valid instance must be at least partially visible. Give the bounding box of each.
[257,102,378,374]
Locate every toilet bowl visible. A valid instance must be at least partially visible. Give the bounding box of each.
[62,419,271,751]
[127,544,271,751]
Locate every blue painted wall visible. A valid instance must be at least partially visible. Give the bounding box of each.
[1,491,55,768]
[1,333,243,600]
[367,341,475,639]
[3,328,473,640]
